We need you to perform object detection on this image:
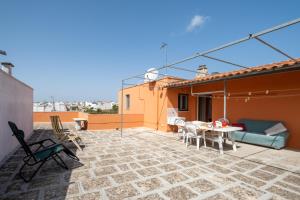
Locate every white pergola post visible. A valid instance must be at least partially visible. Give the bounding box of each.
[223,80,227,119]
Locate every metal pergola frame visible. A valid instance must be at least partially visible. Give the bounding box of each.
[120,18,300,136]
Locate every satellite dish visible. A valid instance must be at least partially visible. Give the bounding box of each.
[144,68,159,82]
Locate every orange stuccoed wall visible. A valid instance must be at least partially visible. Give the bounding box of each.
[119,77,183,131]
[33,112,144,130]
[212,71,300,149]
[167,71,300,149]
[119,71,300,149]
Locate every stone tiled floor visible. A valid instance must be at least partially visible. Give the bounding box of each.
[1,126,300,200]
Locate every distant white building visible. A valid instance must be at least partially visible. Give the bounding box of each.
[33,100,115,112]
[98,101,116,110]
[33,101,67,112]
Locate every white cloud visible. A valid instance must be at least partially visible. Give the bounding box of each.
[186,15,207,32]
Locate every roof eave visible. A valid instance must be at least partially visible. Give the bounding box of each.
[165,63,300,88]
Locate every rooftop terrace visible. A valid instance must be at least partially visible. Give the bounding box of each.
[0,124,300,200]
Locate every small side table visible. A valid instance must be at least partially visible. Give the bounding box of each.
[73,118,88,130]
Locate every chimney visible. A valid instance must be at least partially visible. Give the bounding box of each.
[1,62,14,75]
[196,64,208,78]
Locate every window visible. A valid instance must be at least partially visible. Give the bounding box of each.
[178,94,188,111]
[125,94,130,110]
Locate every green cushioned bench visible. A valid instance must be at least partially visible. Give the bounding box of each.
[232,119,289,149]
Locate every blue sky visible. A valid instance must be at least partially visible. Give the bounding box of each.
[1,0,299,101]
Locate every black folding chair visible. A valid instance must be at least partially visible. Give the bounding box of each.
[8,121,80,182]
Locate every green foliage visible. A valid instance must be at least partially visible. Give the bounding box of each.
[83,105,118,114]
[112,104,118,112]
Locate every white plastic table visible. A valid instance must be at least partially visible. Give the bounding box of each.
[191,122,243,154]
[73,118,87,131]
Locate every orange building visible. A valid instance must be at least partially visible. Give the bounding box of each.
[119,59,300,149]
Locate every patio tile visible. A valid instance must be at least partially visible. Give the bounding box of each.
[5,181,23,193]
[136,167,161,177]
[98,154,118,160]
[139,159,160,167]
[208,174,236,185]
[2,127,300,200]
[94,166,117,177]
[211,158,232,165]
[182,167,205,178]
[163,186,197,200]
[95,159,117,167]
[207,164,232,174]
[203,193,230,200]
[249,170,277,181]
[231,166,247,173]
[28,175,60,189]
[136,154,153,160]
[44,183,80,200]
[0,172,13,181]
[161,172,188,184]
[282,174,300,186]
[136,177,162,192]
[188,178,217,193]
[232,173,265,187]
[111,171,139,184]
[66,192,101,200]
[235,161,259,170]
[0,163,20,172]
[105,184,139,200]
[117,164,130,171]
[260,165,286,175]
[189,157,208,165]
[158,163,181,172]
[64,170,92,182]
[115,156,135,164]
[267,186,300,200]
[275,181,300,193]
[129,162,141,169]
[39,166,67,176]
[1,190,39,200]
[156,156,172,163]
[81,177,111,191]
[137,193,165,200]
[225,186,262,199]
[117,151,134,156]
[177,160,196,168]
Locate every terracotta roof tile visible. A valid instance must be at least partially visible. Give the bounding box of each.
[165,58,300,87]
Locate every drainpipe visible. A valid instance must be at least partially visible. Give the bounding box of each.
[223,80,227,119]
[120,80,124,137]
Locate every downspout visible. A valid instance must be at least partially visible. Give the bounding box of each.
[156,86,159,130]
[223,80,227,119]
[120,80,124,137]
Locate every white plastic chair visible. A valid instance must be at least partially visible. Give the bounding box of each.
[185,123,203,150]
[174,119,186,143]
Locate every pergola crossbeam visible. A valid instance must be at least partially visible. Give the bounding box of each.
[201,55,248,69]
[253,36,296,61]
[119,18,300,136]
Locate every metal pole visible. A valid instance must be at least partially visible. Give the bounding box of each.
[123,18,300,82]
[165,44,168,75]
[253,36,296,61]
[120,80,124,137]
[201,55,248,69]
[223,80,227,119]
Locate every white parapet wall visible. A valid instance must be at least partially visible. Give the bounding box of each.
[0,70,33,163]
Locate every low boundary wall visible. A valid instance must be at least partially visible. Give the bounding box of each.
[33,112,144,130]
